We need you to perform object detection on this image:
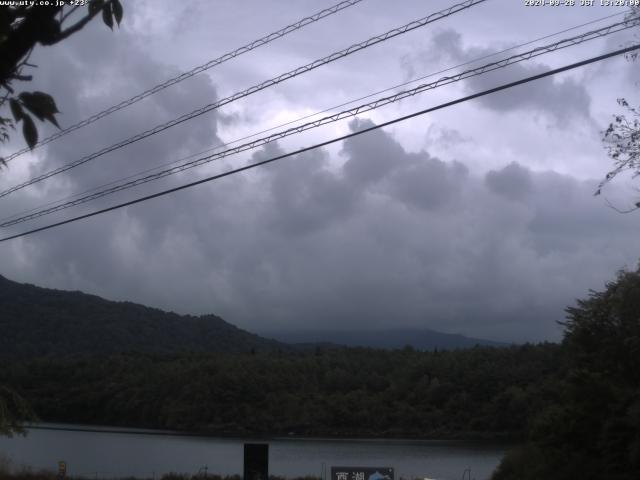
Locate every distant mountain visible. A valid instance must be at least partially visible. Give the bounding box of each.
[0,274,286,358]
[265,328,507,351]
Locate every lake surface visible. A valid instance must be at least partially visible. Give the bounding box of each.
[0,424,506,480]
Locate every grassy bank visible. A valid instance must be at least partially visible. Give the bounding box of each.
[0,467,322,480]
[0,474,322,480]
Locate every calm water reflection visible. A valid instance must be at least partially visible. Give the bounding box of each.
[0,425,506,480]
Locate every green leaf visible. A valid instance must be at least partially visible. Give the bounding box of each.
[22,114,38,149]
[9,98,23,122]
[18,91,60,128]
[112,0,123,26]
[102,2,113,30]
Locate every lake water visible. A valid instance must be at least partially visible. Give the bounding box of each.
[0,425,506,480]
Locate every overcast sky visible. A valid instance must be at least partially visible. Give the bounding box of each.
[1,0,640,342]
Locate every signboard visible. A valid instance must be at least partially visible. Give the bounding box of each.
[57,461,67,479]
[244,443,268,480]
[331,467,394,480]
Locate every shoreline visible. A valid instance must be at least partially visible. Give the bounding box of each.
[22,422,516,445]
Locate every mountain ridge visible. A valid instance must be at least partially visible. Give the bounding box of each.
[264,327,506,350]
[1,274,504,357]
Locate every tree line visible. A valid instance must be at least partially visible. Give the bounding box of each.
[0,343,561,440]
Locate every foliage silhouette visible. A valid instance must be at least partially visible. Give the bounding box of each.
[493,265,640,480]
[0,0,123,163]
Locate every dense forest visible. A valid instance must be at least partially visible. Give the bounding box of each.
[0,344,560,439]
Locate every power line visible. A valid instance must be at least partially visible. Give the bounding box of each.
[2,10,625,227]
[1,43,636,244]
[2,16,633,226]
[0,0,488,199]
[1,9,624,226]
[2,0,366,163]
[2,17,636,228]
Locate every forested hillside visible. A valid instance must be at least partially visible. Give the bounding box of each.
[0,275,285,357]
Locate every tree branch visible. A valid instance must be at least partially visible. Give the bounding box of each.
[0,7,63,84]
[56,1,112,42]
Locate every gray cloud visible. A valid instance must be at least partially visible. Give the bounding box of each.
[485,162,532,201]
[0,2,638,345]
[4,109,639,343]
[385,155,468,211]
[407,28,592,122]
[259,142,357,236]
[342,118,408,185]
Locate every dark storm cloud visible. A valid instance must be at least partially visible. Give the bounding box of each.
[0,10,226,305]
[2,101,639,342]
[257,142,358,236]
[342,118,407,185]
[2,16,222,200]
[485,162,533,201]
[385,156,468,211]
[225,124,636,342]
[1,3,638,344]
[408,29,592,122]
[342,120,469,211]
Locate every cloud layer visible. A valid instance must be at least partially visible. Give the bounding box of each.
[1,1,639,343]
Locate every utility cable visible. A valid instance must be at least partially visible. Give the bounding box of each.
[0,43,636,243]
[0,0,488,199]
[1,0,366,163]
[1,17,636,228]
